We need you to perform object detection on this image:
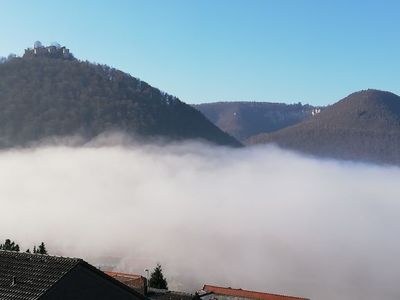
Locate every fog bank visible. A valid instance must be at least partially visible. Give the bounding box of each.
[1,139,400,300]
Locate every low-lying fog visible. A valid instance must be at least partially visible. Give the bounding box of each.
[1,135,400,300]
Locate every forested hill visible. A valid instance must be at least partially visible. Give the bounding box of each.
[248,89,400,165]
[0,54,240,147]
[194,102,317,141]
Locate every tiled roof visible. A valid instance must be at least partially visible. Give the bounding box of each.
[0,250,150,300]
[105,271,144,280]
[105,271,146,290]
[0,250,81,300]
[148,290,193,300]
[202,285,309,300]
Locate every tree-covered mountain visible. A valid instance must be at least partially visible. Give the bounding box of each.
[0,47,240,147]
[194,102,317,142]
[248,89,400,165]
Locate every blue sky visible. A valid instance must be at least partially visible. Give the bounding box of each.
[0,0,399,105]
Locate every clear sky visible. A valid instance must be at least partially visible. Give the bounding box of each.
[0,0,399,105]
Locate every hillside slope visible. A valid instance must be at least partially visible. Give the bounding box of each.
[194,102,316,141]
[248,89,400,164]
[0,54,240,147]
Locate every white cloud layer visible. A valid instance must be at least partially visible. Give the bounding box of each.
[1,138,400,300]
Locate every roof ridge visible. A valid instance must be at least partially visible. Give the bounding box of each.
[0,249,84,300]
[105,271,144,278]
[0,249,83,261]
[81,262,149,300]
[0,250,149,300]
[203,284,309,300]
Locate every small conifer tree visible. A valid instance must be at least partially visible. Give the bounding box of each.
[0,239,20,252]
[37,242,47,255]
[33,242,48,255]
[149,264,168,290]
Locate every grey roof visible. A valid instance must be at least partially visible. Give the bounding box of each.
[0,250,150,300]
[0,250,81,300]
[148,288,193,300]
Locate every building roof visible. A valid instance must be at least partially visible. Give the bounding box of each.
[105,271,145,281]
[0,250,148,300]
[105,271,147,290]
[148,289,193,300]
[202,285,309,300]
[0,250,82,300]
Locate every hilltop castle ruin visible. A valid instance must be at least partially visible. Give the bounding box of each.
[24,41,74,60]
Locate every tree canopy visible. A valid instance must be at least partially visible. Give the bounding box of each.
[0,239,20,252]
[0,56,240,147]
[149,264,168,290]
[0,239,48,255]
[33,242,48,255]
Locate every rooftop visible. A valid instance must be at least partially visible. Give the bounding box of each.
[0,250,148,300]
[105,271,147,294]
[0,250,81,300]
[202,285,309,300]
[105,271,145,280]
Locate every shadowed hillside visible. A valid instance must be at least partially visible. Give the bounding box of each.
[194,102,316,141]
[0,49,240,147]
[248,89,400,165]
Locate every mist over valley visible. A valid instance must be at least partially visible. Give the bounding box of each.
[1,136,400,299]
[1,3,400,297]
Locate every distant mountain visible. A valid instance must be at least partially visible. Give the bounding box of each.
[248,89,400,165]
[0,45,240,147]
[194,102,317,141]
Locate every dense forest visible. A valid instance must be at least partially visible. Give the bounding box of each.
[0,54,240,147]
[194,101,317,141]
[248,90,400,165]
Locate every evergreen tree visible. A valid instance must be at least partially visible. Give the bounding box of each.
[0,55,240,149]
[37,242,47,255]
[149,264,168,290]
[0,239,20,252]
[0,239,49,254]
[33,242,48,255]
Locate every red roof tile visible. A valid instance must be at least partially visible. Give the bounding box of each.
[105,271,147,290]
[202,285,309,300]
[105,271,144,280]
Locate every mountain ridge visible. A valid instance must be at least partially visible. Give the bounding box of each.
[0,48,241,148]
[194,101,317,141]
[247,89,400,164]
